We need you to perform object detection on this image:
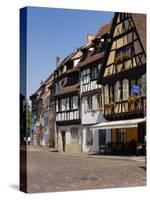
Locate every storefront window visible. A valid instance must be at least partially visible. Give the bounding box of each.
[99,130,106,145]
[116,129,126,143]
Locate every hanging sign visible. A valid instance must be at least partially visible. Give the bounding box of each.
[131,85,140,95]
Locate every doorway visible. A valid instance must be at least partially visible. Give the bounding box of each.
[61,131,66,152]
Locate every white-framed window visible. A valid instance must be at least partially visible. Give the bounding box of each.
[122,79,129,100]
[73,96,78,109]
[91,66,98,80]
[82,69,90,85]
[86,128,93,145]
[61,98,67,111]
[70,128,79,144]
[66,98,69,110]
[56,100,59,112]
[115,81,121,102]
[104,85,109,104]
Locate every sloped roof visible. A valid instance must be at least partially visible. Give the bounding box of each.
[53,84,80,97]
[77,52,104,68]
[132,13,146,52]
[95,23,111,38]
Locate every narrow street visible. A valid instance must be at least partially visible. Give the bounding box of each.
[26,147,146,193]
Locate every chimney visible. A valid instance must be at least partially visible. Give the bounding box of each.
[87,34,95,43]
[56,56,61,68]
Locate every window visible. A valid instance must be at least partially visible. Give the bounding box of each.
[86,128,93,145]
[56,100,59,112]
[73,96,78,109]
[70,128,79,144]
[115,45,132,63]
[116,129,126,143]
[60,99,67,111]
[87,96,93,110]
[97,94,102,109]
[142,74,146,96]
[91,66,98,80]
[104,85,109,104]
[115,81,121,102]
[98,64,102,74]
[109,86,113,101]
[99,130,106,145]
[82,69,90,85]
[123,79,129,100]
[70,97,73,110]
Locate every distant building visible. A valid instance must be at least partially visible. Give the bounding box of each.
[51,50,83,153]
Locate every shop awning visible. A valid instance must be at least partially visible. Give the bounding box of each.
[90,118,146,130]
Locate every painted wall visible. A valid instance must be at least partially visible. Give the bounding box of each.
[58,125,82,153]
[81,96,104,124]
[82,126,111,152]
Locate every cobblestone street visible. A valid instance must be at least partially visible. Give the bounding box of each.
[26,147,146,193]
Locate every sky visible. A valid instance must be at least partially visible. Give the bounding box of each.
[26,7,114,98]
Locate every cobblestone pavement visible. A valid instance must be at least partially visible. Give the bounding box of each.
[26,147,146,193]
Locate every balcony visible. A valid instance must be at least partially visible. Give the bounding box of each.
[104,96,146,120]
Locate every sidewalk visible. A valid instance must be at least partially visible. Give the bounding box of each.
[26,145,145,162]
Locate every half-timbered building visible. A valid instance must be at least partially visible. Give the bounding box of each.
[78,25,112,153]
[51,51,83,153]
[96,12,146,155]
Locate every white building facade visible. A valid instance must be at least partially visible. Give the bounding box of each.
[80,65,111,153]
